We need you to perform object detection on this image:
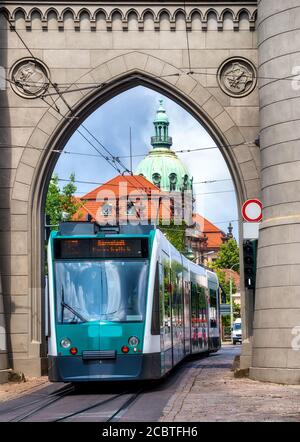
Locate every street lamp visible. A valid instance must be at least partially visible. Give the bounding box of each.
[229,262,239,343]
[201,250,215,264]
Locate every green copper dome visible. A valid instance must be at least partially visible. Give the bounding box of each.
[135,100,193,192]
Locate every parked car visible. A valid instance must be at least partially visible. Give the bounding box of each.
[232,318,242,345]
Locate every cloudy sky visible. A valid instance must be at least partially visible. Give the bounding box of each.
[53,85,238,238]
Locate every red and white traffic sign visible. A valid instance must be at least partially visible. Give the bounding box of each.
[242,199,262,222]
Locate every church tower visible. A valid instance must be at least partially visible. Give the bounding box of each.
[135,100,193,193]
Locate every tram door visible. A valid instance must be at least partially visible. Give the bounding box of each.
[161,253,172,372]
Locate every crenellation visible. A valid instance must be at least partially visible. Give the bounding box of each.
[2,4,257,33]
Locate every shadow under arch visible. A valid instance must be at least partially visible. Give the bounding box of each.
[27,69,247,361]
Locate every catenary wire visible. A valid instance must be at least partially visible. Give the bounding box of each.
[56,177,235,195]
[3,14,247,203]
[3,16,134,179]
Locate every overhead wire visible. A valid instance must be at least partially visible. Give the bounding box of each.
[4,69,300,95]
[57,177,235,195]
[4,13,240,227]
[3,15,130,178]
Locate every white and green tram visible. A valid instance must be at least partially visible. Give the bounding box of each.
[47,222,221,382]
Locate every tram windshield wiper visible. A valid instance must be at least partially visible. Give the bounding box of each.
[60,287,88,323]
[60,301,88,323]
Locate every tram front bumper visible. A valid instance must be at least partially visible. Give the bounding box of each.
[48,353,161,382]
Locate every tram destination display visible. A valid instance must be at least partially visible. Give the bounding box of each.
[54,238,148,259]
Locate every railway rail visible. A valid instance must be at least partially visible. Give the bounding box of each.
[0,384,143,422]
[0,350,222,422]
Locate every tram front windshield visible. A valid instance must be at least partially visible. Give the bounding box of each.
[55,260,149,323]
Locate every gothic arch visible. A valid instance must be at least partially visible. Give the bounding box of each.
[10,50,259,356]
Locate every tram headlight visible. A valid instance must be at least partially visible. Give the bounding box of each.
[128,336,139,347]
[60,337,71,348]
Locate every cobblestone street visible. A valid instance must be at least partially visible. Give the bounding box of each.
[160,345,300,422]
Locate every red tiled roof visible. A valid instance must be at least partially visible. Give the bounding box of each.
[73,175,168,223]
[192,213,226,249]
[82,175,160,200]
[73,176,226,251]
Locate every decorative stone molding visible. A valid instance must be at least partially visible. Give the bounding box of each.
[0,4,257,32]
[217,57,257,98]
[9,57,50,99]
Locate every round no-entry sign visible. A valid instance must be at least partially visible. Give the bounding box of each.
[242,199,262,222]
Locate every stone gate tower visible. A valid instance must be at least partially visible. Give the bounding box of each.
[0,0,300,384]
[250,0,300,384]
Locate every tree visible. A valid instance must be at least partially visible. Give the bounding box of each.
[159,220,186,253]
[61,173,79,221]
[233,302,241,320]
[215,268,237,304]
[212,238,240,272]
[208,238,240,307]
[45,173,79,229]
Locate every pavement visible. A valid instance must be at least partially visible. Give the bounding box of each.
[0,377,49,403]
[160,345,300,422]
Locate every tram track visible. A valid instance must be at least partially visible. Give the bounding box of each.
[0,383,74,418]
[10,384,75,422]
[0,353,222,422]
[52,356,215,422]
[53,387,143,422]
[105,388,143,422]
[3,384,144,422]
[53,392,127,422]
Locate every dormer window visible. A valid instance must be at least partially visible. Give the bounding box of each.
[102,202,112,217]
[182,174,189,190]
[169,173,177,191]
[152,173,161,189]
[127,201,135,215]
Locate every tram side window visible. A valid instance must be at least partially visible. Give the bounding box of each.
[171,265,183,334]
[171,268,178,332]
[209,289,218,328]
[159,263,164,328]
[198,285,207,341]
[151,263,160,335]
[177,272,183,331]
[163,262,171,333]
[191,281,199,350]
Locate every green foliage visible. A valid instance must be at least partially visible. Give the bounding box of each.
[45,173,79,229]
[212,238,240,273]
[159,221,186,253]
[233,302,241,320]
[222,315,231,327]
[215,269,237,303]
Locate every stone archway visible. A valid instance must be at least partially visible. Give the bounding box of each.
[9,52,259,374]
[2,0,300,387]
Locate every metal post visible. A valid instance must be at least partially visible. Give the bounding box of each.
[230,276,233,342]
[229,262,239,343]
[129,126,133,175]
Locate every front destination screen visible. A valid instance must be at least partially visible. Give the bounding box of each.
[54,238,149,259]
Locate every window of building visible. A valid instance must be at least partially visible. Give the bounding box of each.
[169,173,177,191]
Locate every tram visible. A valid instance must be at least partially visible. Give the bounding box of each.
[47,222,221,382]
